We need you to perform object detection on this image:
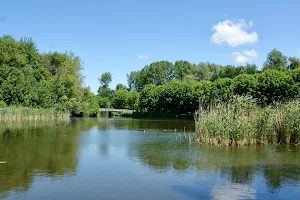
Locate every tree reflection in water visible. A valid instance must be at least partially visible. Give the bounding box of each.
[0,119,97,198]
[129,134,300,191]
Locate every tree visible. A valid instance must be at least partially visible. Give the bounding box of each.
[263,49,287,71]
[127,91,140,110]
[288,57,300,70]
[98,97,111,108]
[0,35,95,116]
[98,86,114,99]
[97,72,113,99]
[116,83,127,91]
[98,72,112,87]
[112,89,128,109]
[196,62,220,81]
[127,61,174,91]
[233,74,257,96]
[127,71,142,91]
[174,60,193,80]
[244,64,258,74]
[254,70,295,105]
[82,87,99,117]
[40,51,84,114]
[218,65,239,79]
[139,84,161,112]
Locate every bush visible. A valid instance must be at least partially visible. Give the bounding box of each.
[98,97,111,108]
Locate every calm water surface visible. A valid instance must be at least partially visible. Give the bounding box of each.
[0,118,299,199]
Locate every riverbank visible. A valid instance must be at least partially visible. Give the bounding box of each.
[195,96,300,146]
[0,107,70,120]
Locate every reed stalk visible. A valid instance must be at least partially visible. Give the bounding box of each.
[195,96,300,146]
[0,107,70,121]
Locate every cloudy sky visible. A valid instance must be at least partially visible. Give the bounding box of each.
[1,0,299,92]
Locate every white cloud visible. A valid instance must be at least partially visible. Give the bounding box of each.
[232,49,258,64]
[138,55,148,59]
[243,49,258,58]
[211,19,258,47]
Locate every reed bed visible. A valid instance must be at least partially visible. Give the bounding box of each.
[195,96,300,146]
[0,107,70,120]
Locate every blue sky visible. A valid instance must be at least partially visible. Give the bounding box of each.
[1,0,300,93]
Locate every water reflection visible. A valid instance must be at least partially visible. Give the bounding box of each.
[0,118,299,199]
[97,118,195,132]
[128,128,300,192]
[210,183,256,200]
[0,119,97,198]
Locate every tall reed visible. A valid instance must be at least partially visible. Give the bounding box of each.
[195,96,300,146]
[0,107,70,120]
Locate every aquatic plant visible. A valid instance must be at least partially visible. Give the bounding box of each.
[195,96,300,146]
[0,107,70,120]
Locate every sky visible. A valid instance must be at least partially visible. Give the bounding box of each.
[1,0,300,93]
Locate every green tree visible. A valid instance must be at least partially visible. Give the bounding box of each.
[127,71,142,91]
[128,61,174,91]
[174,60,193,80]
[98,86,114,99]
[233,74,257,96]
[82,87,99,117]
[97,72,113,100]
[196,62,220,81]
[112,89,128,109]
[254,70,295,104]
[288,57,300,70]
[211,78,234,102]
[98,97,111,108]
[139,84,162,112]
[127,91,140,110]
[0,35,95,116]
[98,72,112,87]
[263,49,287,71]
[183,62,220,81]
[244,64,258,74]
[40,52,84,114]
[116,83,127,91]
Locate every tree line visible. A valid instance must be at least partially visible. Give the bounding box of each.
[2,35,300,115]
[101,49,300,113]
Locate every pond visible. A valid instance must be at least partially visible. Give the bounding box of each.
[0,118,299,199]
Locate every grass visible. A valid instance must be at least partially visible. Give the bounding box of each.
[194,96,300,146]
[0,106,70,120]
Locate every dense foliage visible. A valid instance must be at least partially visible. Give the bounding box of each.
[2,34,299,116]
[137,69,300,113]
[127,61,259,92]
[0,35,98,117]
[124,48,300,114]
[97,72,140,110]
